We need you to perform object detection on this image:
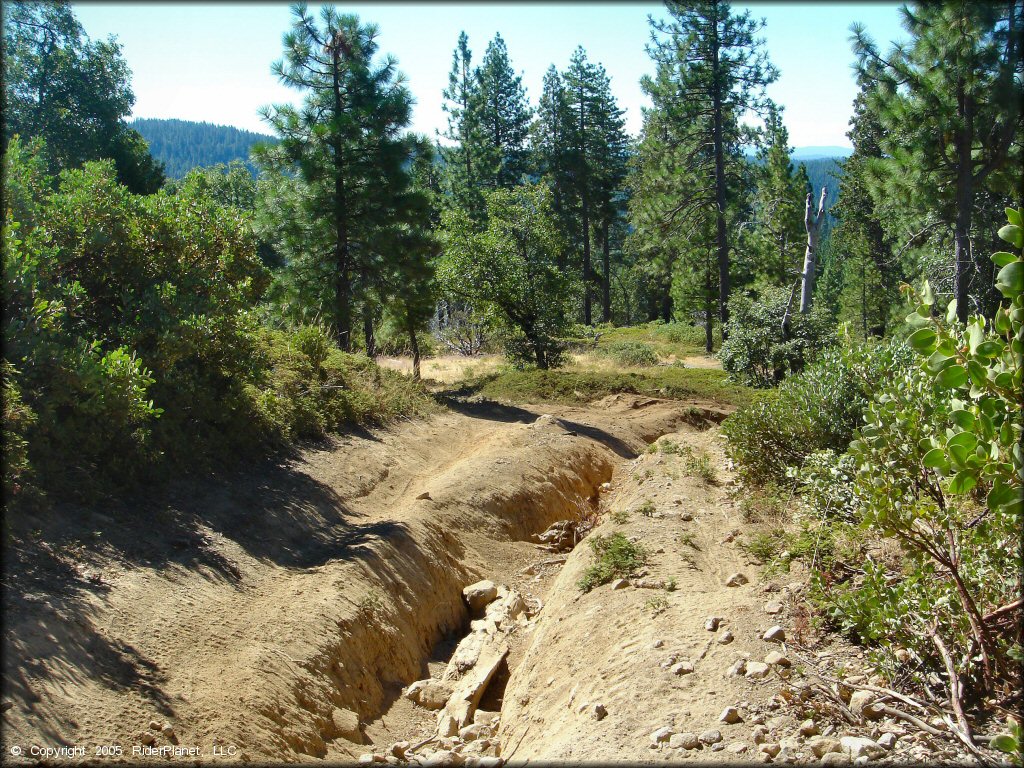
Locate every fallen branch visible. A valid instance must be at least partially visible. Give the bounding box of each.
[929,627,974,743]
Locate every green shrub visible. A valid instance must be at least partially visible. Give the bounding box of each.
[815,211,1023,698]
[719,286,835,387]
[578,532,647,592]
[722,337,915,485]
[595,340,659,367]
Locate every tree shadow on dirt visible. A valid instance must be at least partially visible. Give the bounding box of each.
[434,395,538,425]
[554,417,639,459]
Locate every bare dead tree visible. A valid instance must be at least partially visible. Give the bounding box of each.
[800,186,828,313]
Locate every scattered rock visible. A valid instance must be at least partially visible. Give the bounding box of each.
[765,601,783,614]
[745,661,770,680]
[798,719,819,737]
[840,736,885,760]
[416,491,432,500]
[699,729,722,745]
[717,630,734,644]
[764,650,790,667]
[727,658,747,677]
[406,679,453,710]
[848,690,885,721]
[149,720,162,731]
[727,742,748,754]
[752,726,768,744]
[476,758,502,768]
[463,581,498,613]
[331,708,361,741]
[808,737,842,757]
[705,616,722,631]
[759,743,781,758]
[473,710,499,726]
[651,639,665,649]
[650,726,674,745]
[877,733,897,750]
[600,482,612,492]
[670,660,694,675]
[762,625,786,643]
[680,511,694,521]
[670,732,700,750]
[719,706,742,724]
[821,752,852,765]
[140,732,156,746]
[358,755,375,764]
[725,573,748,587]
[588,703,607,721]
[610,578,628,590]
[711,743,725,752]
[161,724,177,743]
[459,724,491,742]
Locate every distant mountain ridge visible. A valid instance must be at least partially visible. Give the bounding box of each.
[132,118,276,178]
[791,145,853,160]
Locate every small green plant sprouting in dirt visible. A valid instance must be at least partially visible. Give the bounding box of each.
[358,590,385,617]
[645,594,669,616]
[646,442,658,454]
[610,509,629,524]
[684,449,717,484]
[677,532,699,550]
[665,577,678,592]
[637,499,656,517]
[578,533,647,592]
[653,438,683,455]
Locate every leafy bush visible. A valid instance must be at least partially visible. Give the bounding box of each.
[595,340,659,367]
[578,532,647,592]
[719,285,836,387]
[722,336,915,485]
[816,210,1023,699]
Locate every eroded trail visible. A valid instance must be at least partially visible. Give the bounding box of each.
[1,394,727,763]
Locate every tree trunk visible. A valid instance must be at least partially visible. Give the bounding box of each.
[953,90,974,323]
[602,219,611,324]
[363,310,376,359]
[407,311,421,382]
[710,27,730,337]
[331,40,352,350]
[799,187,828,314]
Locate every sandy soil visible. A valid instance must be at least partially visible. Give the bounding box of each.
[1,394,726,764]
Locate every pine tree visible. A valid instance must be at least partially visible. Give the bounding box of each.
[637,0,778,330]
[531,65,574,271]
[471,33,532,190]
[745,104,808,288]
[257,4,427,351]
[439,32,485,219]
[852,1,1023,321]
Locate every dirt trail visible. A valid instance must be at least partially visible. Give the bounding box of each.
[2,394,725,763]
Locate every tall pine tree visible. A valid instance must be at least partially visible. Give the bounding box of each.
[472,33,532,190]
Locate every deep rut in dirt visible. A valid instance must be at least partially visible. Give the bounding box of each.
[1,395,730,763]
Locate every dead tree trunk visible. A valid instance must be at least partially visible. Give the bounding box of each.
[799,187,828,314]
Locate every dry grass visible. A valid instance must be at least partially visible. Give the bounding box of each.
[377,354,505,384]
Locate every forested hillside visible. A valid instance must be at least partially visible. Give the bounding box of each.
[131,117,276,177]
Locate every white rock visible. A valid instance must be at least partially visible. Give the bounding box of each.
[877,733,897,750]
[669,732,700,750]
[727,658,747,677]
[699,729,722,745]
[758,743,781,758]
[764,650,790,667]
[745,661,770,680]
[705,616,722,631]
[765,601,783,614]
[762,625,786,642]
[752,725,769,744]
[808,737,842,757]
[463,581,498,613]
[717,630,735,644]
[650,726,674,745]
[727,742,748,754]
[651,639,665,649]
[821,752,851,765]
[611,578,628,590]
[848,690,885,721]
[719,706,742,724]
[600,482,612,492]
[798,719,819,736]
[331,708,361,741]
[671,660,694,675]
[840,736,885,760]
[725,573,748,587]
[458,724,491,742]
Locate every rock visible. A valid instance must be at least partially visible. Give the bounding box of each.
[727,658,747,677]
[463,581,498,613]
[417,491,432,500]
[848,690,885,721]
[877,733,897,750]
[161,724,177,743]
[727,742,748,754]
[808,737,842,757]
[459,724,491,742]
[358,755,375,764]
[651,639,665,649]
[752,726,769,744]
[699,729,722,745]
[711,743,725,752]
[705,616,722,631]
[799,719,819,737]
[680,511,694,521]
[331,708,361,741]
[140,732,156,746]
[764,650,790,667]
[821,751,851,765]
[149,720,162,730]
[670,732,701,750]
[406,679,453,710]
[763,625,786,642]
[745,661,770,680]
[717,630,735,645]
[391,742,411,759]
[759,743,781,758]
[671,660,694,675]
[840,736,885,760]
[611,578,628,590]
[719,706,742,724]
[650,726,674,745]
[765,601,783,614]
[473,710,499,726]
[600,482,612,492]
[725,573,748,587]
[476,759,502,768]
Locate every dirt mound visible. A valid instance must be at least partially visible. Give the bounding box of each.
[2,394,715,762]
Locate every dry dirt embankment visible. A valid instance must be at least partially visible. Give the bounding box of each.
[1,394,724,763]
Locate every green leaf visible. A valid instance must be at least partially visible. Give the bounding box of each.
[945,298,958,323]
[947,431,978,452]
[1006,207,1022,228]
[974,340,1003,358]
[907,328,937,354]
[921,279,935,306]
[988,733,1017,755]
[991,251,1017,268]
[949,409,975,429]
[947,471,977,495]
[998,224,1023,249]
[967,360,988,387]
[995,261,1024,297]
[935,365,968,389]
[922,448,949,471]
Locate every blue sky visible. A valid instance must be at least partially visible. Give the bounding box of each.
[72,2,909,148]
